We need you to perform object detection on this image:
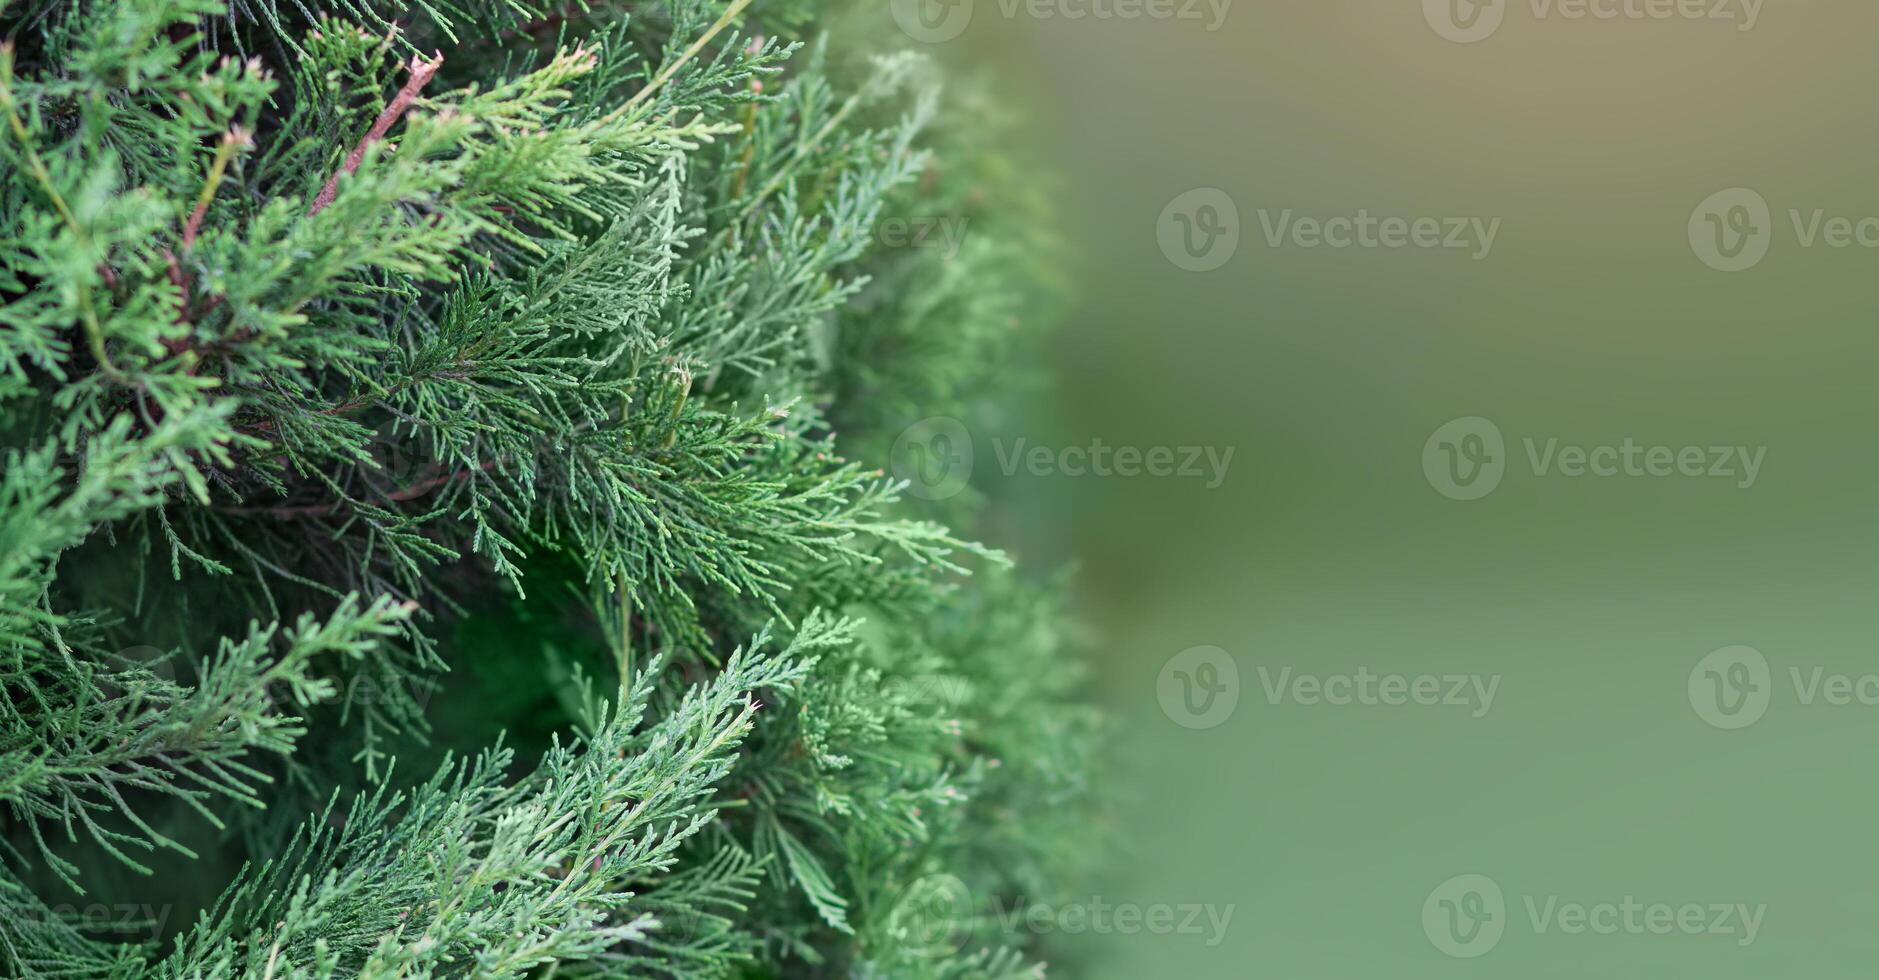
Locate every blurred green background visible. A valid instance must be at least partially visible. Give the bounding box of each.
[880,0,1879,975]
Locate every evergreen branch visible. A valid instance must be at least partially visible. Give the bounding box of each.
[156,618,834,978]
[308,51,444,216]
[1,597,415,888]
[607,0,754,121]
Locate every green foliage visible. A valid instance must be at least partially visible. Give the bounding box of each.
[0,0,1104,975]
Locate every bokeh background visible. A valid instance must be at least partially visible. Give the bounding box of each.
[881,0,1879,975]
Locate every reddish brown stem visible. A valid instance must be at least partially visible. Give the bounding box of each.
[309,53,444,216]
[182,203,209,251]
[162,247,187,293]
[158,247,195,365]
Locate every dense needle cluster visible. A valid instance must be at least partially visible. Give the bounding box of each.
[0,0,1101,975]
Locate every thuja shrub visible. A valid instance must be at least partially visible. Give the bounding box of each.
[0,0,1103,975]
